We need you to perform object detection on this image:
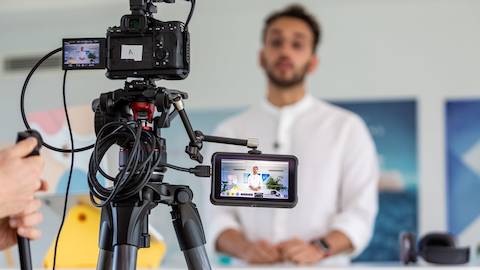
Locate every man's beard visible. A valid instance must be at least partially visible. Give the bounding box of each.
[265,61,310,90]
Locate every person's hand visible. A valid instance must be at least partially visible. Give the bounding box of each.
[240,239,282,264]
[248,185,260,191]
[0,138,45,218]
[0,198,45,250]
[278,238,326,265]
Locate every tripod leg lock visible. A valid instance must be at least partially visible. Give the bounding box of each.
[171,188,207,251]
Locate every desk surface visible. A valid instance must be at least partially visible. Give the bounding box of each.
[156,254,480,269]
[163,262,480,269]
[3,267,478,270]
[211,266,475,270]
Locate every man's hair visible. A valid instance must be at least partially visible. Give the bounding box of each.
[262,4,322,52]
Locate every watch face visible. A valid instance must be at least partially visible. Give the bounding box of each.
[312,238,330,252]
[320,239,330,249]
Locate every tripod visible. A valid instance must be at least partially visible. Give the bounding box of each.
[96,181,210,270]
[89,79,256,270]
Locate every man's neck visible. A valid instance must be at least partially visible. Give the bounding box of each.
[267,82,306,108]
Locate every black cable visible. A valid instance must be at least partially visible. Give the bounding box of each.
[52,70,74,270]
[165,162,191,172]
[185,0,195,28]
[20,47,94,153]
[88,121,154,207]
[87,120,195,207]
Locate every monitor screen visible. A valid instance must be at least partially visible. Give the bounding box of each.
[219,159,290,200]
[63,38,105,69]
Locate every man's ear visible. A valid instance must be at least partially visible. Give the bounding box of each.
[259,49,266,69]
[307,54,319,73]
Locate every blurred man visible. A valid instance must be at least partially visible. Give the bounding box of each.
[0,138,47,250]
[77,46,88,62]
[247,166,262,191]
[208,4,379,265]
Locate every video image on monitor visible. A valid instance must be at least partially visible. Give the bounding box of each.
[220,159,289,200]
[64,40,101,67]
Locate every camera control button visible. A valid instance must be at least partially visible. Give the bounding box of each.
[155,49,168,60]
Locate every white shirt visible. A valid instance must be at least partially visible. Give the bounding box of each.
[204,94,379,264]
[247,173,262,190]
[77,50,88,63]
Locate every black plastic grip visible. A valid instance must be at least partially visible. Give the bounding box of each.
[15,129,42,270]
[16,130,42,157]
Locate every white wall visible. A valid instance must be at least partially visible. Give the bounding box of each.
[1,0,480,265]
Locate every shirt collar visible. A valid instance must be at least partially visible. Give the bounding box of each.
[261,93,315,116]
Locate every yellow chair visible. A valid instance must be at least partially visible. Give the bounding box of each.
[43,204,166,268]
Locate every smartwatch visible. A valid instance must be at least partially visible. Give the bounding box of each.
[311,238,332,257]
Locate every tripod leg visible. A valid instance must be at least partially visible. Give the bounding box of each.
[113,245,138,270]
[97,206,113,270]
[183,246,211,270]
[97,249,113,270]
[101,194,155,270]
[170,188,212,270]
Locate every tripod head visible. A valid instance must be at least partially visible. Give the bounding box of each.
[93,80,186,132]
[92,78,207,165]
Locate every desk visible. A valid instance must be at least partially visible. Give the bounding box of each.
[2,265,480,270]
[156,252,480,269]
[164,265,478,270]
[159,260,480,269]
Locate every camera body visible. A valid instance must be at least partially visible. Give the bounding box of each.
[62,2,190,80]
[106,18,190,80]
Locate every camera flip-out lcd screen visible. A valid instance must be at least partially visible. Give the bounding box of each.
[62,38,106,70]
[211,152,298,208]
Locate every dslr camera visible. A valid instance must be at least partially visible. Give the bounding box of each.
[63,0,190,80]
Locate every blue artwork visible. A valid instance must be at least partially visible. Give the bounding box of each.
[242,173,271,182]
[56,168,89,193]
[56,169,106,194]
[446,99,480,236]
[332,100,418,262]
